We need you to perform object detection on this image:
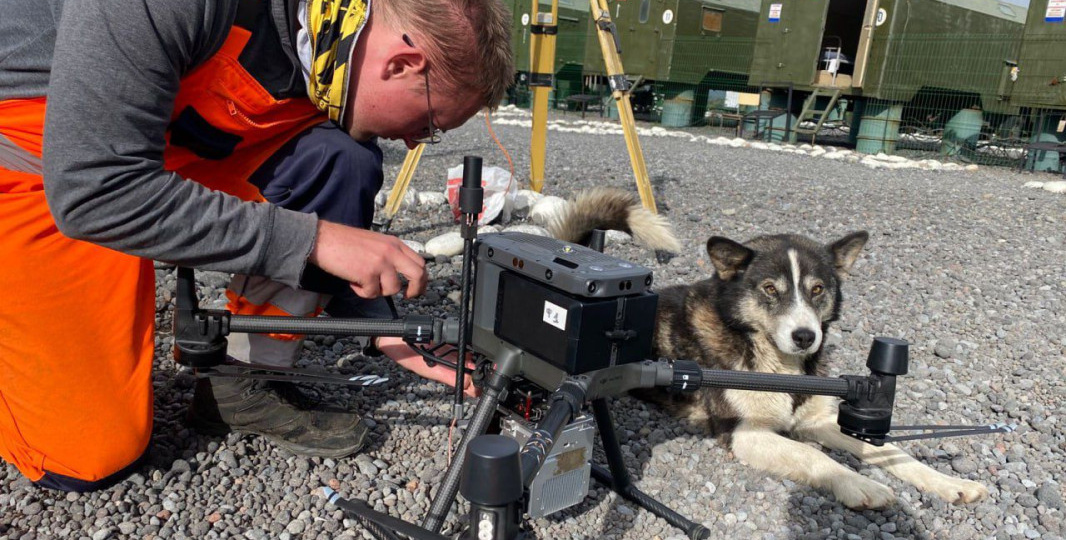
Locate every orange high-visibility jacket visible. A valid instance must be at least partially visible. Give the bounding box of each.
[0,13,326,482]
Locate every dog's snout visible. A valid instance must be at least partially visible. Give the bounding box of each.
[792,329,816,349]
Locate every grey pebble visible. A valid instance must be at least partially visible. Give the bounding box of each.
[934,339,957,359]
[1037,483,1063,509]
[951,457,978,474]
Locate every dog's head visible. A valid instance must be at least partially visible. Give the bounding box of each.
[706,231,869,357]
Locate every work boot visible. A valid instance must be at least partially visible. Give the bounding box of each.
[187,376,369,458]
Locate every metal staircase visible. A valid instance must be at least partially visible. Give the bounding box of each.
[790,87,843,144]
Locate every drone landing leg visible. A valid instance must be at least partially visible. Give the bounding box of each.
[423,369,513,533]
[590,398,710,540]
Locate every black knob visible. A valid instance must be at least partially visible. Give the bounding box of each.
[460,435,522,506]
[867,337,908,375]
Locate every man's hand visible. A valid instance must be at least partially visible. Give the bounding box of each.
[309,221,426,298]
[375,337,479,398]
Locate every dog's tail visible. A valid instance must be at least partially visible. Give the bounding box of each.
[548,188,682,253]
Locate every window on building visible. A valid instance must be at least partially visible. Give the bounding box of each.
[702,7,724,32]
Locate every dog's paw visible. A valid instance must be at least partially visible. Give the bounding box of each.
[920,475,989,504]
[832,475,896,510]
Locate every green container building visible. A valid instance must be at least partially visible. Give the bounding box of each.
[581,0,761,89]
[508,0,592,107]
[1011,0,1066,109]
[748,0,1030,113]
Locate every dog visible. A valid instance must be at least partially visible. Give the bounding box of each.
[553,188,988,510]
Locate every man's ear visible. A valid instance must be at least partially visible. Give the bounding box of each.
[706,236,753,281]
[828,231,869,277]
[381,46,426,82]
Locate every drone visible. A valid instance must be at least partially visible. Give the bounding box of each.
[173,156,1013,540]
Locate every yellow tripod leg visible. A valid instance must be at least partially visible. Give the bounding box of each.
[590,0,657,213]
[383,143,425,223]
[529,0,558,193]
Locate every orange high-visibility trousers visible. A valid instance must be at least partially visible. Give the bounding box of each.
[0,98,156,484]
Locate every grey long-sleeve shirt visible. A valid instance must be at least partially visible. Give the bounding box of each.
[0,0,317,288]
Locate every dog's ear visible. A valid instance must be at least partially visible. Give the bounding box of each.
[828,231,869,276]
[706,236,753,280]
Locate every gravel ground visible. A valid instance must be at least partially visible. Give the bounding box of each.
[2,107,1064,540]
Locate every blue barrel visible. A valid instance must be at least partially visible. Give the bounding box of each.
[661,90,695,127]
[855,99,903,155]
[1030,132,1064,173]
[941,108,983,157]
[605,96,620,119]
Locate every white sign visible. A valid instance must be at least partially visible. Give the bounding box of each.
[876,8,888,26]
[543,301,567,331]
[1048,0,1066,22]
[724,91,740,109]
[769,3,782,22]
[662,9,674,25]
[521,13,530,26]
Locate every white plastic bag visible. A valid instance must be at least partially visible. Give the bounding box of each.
[446,164,516,225]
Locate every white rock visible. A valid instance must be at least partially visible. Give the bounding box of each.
[400,188,418,210]
[1023,181,1046,189]
[767,143,782,151]
[529,195,570,228]
[710,137,732,146]
[401,240,425,254]
[417,191,448,207]
[964,164,980,172]
[749,141,769,150]
[942,163,963,171]
[513,189,544,219]
[424,232,464,257]
[823,152,845,160]
[846,155,861,163]
[478,225,501,235]
[729,138,749,148]
[799,144,813,151]
[808,148,827,158]
[502,224,551,237]
[605,230,632,244]
[861,158,882,169]
[374,190,388,207]
[1044,181,1066,194]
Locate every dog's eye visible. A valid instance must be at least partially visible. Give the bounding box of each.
[811,284,825,296]
[763,283,778,296]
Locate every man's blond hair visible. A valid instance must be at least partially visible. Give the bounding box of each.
[375,0,515,108]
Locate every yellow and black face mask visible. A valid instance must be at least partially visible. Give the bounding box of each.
[307,0,370,125]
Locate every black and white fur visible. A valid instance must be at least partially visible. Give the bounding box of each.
[559,190,988,509]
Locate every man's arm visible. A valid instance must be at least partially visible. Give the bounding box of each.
[43,0,316,288]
